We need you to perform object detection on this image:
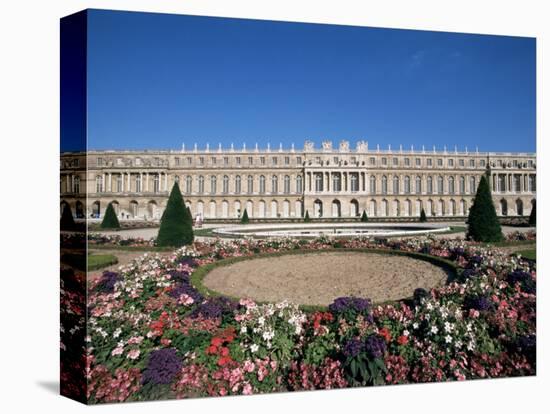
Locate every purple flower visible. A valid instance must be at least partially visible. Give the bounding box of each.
[142,348,182,385]
[365,335,386,359]
[190,297,239,319]
[167,270,190,284]
[329,297,372,315]
[464,295,492,312]
[94,271,121,293]
[168,283,203,303]
[343,339,365,358]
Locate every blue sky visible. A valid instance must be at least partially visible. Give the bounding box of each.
[84,9,536,152]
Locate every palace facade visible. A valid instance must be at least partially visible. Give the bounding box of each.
[60,140,536,221]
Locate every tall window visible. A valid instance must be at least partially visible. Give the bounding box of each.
[448,176,455,194]
[210,176,217,194]
[370,175,376,194]
[185,176,192,194]
[460,176,465,194]
[198,176,204,194]
[72,176,80,194]
[153,174,160,193]
[469,176,476,194]
[351,173,358,192]
[415,176,422,194]
[529,175,536,192]
[404,176,411,194]
[427,176,433,194]
[332,173,341,192]
[235,175,241,194]
[393,176,400,194]
[382,176,388,194]
[271,175,278,193]
[296,175,303,193]
[514,175,521,192]
[136,175,142,193]
[247,175,254,194]
[284,175,290,194]
[259,175,266,194]
[116,175,123,192]
[315,173,323,192]
[222,175,229,194]
[437,176,444,194]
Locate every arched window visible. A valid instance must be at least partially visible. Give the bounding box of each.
[296,175,303,193]
[271,175,278,193]
[437,176,444,194]
[284,175,290,194]
[153,174,160,193]
[469,176,476,194]
[198,176,204,194]
[185,176,192,193]
[136,175,142,193]
[235,175,241,194]
[259,175,266,194]
[460,176,465,194]
[415,176,421,194]
[404,176,411,194]
[382,176,388,194]
[370,175,376,194]
[222,175,229,194]
[427,176,433,194]
[72,176,80,194]
[393,175,400,194]
[210,176,217,194]
[448,176,455,194]
[247,175,254,194]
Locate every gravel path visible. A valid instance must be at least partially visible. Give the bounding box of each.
[203,252,452,306]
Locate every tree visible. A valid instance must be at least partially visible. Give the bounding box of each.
[304,210,311,223]
[157,182,194,246]
[419,208,427,223]
[466,175,503,242]
[60,203,76,231]
[528,200,536,226]
[100,202,120,229]
[241,208,250,224]
[360,210,368,222]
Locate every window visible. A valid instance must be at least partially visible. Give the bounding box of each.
[315,173,323,192]
[175,157,180,166]
[427,158,433,167]
[448,159,454,167]
[437,176,444,194]
[370,157,376,165]
[415,176,422,194]
[73,176,80,193]
[351,173,358,192]
[528,160,534,168]
[460,176,465,194]
[315,156,321,164]
[459,159,465,167]
[259,175,266,193]
[382,176,388,194]
[272,157,278,165]
[427,176,433,194]
[187,157,192,165]
[235,175,241,194]
[404,176,411,194]
[393,157,398,166]
[469,177,476,194]
[284,175,290,194]
[97,158,104,167]
[333,173,341,192]
[480,159,486,167]
[271,175,278,193]
[199,157,204,166]
[136,175,142,193]
[247,175,254,194]
[404,158,410,167]
[296,156,302,164]
[448,176,455,194]
[333,157,339,164]
[351,157,357,164]
[185,176,192,193]
[382,158,387,166]
[437,159,443,167]
[198,176,204,193]
[236,157,241,165]
[116,175,122,192]
[284,156,290,165]
[136,157,142,166]
[296,175,303,193]
[153,174,160,193]
[514,175,521,192]
[210,175,217,194]
[529,175,536,191]
[469,159,475,167]
[260,157,265,166]
[222,175,229,194]
[223,157,229,166]
[211,157,217,165]
[96,175,103,192]
[393,176,400,194]
[248,157,253,165]
[370,175,376,194]
[497,160,503,167]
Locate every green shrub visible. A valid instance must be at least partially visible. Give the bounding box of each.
[241,208,250,224]
[100,203,120,229]
[467,175,503,242]
[156,182,194,246]
[304,210,311,223]
[360,210,368,222]
[419,208,427,222]
[529,200,536,226]
[60,203,76,230]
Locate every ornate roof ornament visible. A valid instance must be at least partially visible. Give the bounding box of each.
[356,140,368,153]
[304,140,314,152]
[321,140,333,152]
[339,140,350,152]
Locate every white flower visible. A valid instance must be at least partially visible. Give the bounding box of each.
[403,330,410,337]
[430,326,438,334]
[258,316,265,326]
[240,326,247,334]
[113,328,122,338]
[427,302,434,310]
[445,335,452,343]
[250,344,259,353]
[467,341,476,351]
[412,322,419,330]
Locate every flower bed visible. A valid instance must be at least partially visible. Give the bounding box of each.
[79,235,536,403]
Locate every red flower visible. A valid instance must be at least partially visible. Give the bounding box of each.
[397,335,408,346]
[379,327,392,342]
[217,356,232,366]
[206,345,218,355]
[211,337,223,347]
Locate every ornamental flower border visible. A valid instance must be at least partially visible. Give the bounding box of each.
[70,234,536,403]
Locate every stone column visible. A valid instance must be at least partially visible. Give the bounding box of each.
[164,172,168,191]
[128,172,131,192]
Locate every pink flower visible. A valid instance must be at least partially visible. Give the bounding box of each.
[111,346,124,356]
[242,383,253,395]
[243,360,255,373]
[127,336,144,345]
[127,349,140,360]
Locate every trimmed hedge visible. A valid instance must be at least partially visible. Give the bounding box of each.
[100,203,120,229]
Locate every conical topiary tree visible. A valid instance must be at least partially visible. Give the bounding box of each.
[528,200,536,226]
[156,182,194,246]
[304,210,311,223]
[241,208,250,224]
[100,202,120,229]
[467,175,503,242]
[419,208,427,223]
[60,203,76,231]
[360,210,368,222]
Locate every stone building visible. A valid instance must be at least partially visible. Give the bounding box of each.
[60,140,536,221]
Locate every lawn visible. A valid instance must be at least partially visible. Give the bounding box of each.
[87,253,118,270]
[516,248,536,261]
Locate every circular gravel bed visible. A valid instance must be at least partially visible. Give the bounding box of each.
[202,251,453,306]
